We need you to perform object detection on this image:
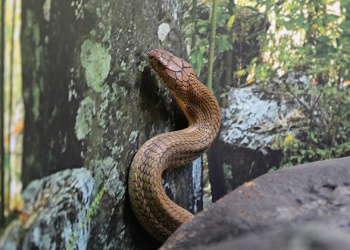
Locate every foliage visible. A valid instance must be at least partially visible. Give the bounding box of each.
[183,0,350,167]
[183,1,266,94]
[0,0,23,227]
[252,0,350,85]
[251,0,350,166]
[273,85,350,168]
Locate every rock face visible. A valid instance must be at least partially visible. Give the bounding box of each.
[20,0,203,249]
[208,86,301,201]
[162,157,350,249]
[0,168,94,250]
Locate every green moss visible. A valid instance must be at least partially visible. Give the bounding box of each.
[43,0,52,21]
[88,157,125,201]
[75,96,95,140]
[111,145,124,157]
[32,81,40,120]
[138,60,147,72]
[33,24,41,70]
[112,83,128,97]
[72,0,85,19]
[80,39,111,93]
[128,131,138,144]
[68,184,106,250]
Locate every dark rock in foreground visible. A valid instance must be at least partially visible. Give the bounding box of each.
[162,157,350,249]
[196,223,350,250]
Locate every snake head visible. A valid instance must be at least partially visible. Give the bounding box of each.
[146,49,195,96]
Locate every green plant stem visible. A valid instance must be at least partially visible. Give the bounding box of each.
[207,0,218,93]
[191,0,197,50]
[223,0,235,106]
[0,0,6,227]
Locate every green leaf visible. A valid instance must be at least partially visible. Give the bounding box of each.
[217,36,233,52]
[196,52,203,76]
[340,21,350,33]
[190,51,198,65]
[326,14,340,23]
[296,15,305,28]
[198,26,207,34]
[318,35,331,43]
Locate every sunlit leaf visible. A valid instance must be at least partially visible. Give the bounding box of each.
[227,15,235,29]
[284,134,294,143]
[236,69,246,77]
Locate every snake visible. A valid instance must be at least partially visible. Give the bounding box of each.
[128,49,221,242]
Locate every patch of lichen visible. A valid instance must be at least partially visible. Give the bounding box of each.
[80,39,111,93]
[75,96,96,141]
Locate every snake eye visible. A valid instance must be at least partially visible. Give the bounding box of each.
[157,61,164,69]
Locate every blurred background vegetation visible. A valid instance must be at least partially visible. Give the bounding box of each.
[0,0,350,231]
[0,0,23,228]
[183,0,350,169]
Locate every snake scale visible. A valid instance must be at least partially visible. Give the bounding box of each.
[128,49,221,242]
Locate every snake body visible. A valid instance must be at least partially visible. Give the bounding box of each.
[128,49,221,242]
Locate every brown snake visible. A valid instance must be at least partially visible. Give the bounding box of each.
[128,49,221,242]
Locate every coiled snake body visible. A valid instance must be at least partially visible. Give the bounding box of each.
[128,49,221,242]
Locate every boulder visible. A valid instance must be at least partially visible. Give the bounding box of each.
[209,85,302,201]
[162,157,350,249]
[0,168,94,250]
[195,223,350,250]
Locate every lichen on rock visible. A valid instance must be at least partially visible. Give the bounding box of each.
[75,96,96,141]
[0,168,94,250]
[80,39,111,93]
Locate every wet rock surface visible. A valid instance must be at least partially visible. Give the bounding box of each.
[162,157,350,249]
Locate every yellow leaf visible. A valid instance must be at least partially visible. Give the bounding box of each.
[227,15,236,29]
[284,134,294,143]
[247,77,255,84]
[310,24,318,32]
[236,69,246,77]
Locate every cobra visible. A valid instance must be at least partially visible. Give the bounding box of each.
[128,49,221,242]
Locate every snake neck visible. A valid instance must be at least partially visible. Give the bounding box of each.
[129,60,221,242]
[173,80,221,143]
